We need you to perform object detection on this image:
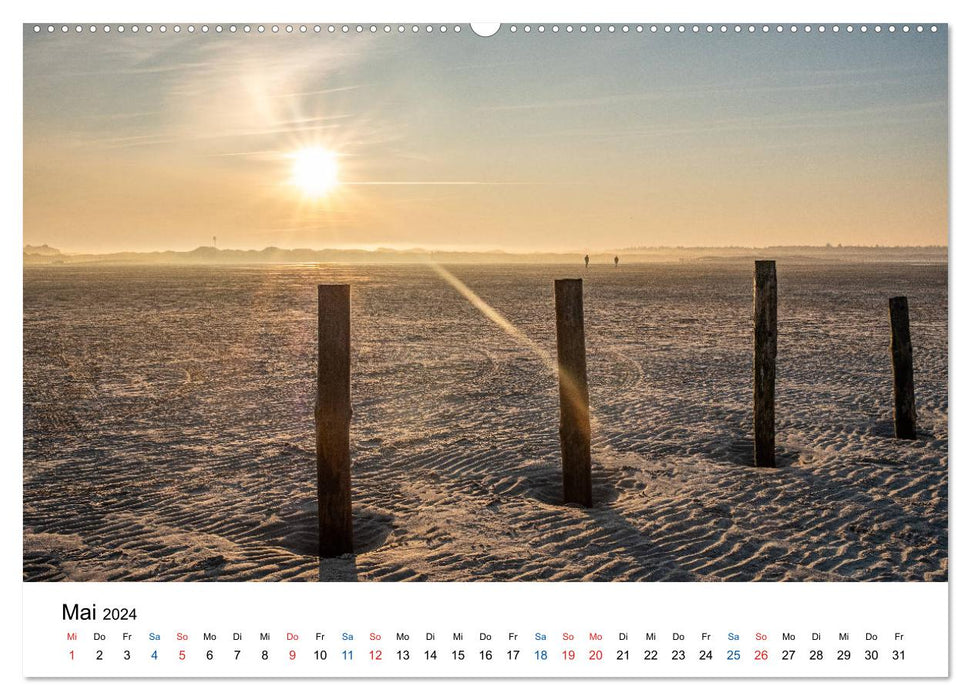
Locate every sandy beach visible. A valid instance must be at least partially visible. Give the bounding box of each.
[22,261,948,582]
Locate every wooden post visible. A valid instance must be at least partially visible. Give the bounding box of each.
[555,279,593,507]
[889,296,917,439]
[753,261,777,468]
[316,284,353,556]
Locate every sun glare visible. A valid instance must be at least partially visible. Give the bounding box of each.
[290,147,339,197]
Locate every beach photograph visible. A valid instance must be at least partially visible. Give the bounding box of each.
[23,24,947,582]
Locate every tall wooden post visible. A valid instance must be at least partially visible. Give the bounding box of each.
[889,296,917,439]
[317,284,353,556]
[555,279,593,507]
[753,261,777,468]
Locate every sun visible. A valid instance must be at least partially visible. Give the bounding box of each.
[289,147,339,197]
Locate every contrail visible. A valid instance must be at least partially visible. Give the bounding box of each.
[342,181,541,186]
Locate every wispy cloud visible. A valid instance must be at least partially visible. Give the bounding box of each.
[482,75,937,113]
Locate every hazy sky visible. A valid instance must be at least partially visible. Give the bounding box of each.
[24,26,948,253]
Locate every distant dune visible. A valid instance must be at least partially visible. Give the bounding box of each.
[23,244,62,256]
[22,244,948,266]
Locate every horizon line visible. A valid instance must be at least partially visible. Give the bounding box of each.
[24,242,949,258]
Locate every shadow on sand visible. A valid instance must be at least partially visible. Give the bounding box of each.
[260,498,394,581]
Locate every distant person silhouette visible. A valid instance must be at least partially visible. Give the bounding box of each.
[614,255,619,268]
[584,254,590,269]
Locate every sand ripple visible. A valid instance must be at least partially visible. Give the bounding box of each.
[23,262,947,581]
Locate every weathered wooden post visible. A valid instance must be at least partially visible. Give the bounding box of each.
[317,284,353,556]
[753,261,777,468]
[555,279,593,507]
[889,296,917,439]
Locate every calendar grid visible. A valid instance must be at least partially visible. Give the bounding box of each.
[24,582,948,678]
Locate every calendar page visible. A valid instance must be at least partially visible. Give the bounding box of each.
[15,0,955,691]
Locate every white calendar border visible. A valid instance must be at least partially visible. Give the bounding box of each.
[4,0,964,696]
